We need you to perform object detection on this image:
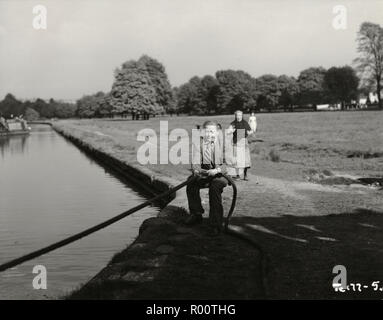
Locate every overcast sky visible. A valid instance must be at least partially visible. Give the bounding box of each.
[0,0,382,100]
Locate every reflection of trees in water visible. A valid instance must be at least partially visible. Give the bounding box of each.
[31,125,56,148]
[0,135,28,159]
[0,138,7,158]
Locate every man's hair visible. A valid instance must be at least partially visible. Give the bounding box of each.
[234,110,243,115]
[202,120,218,128]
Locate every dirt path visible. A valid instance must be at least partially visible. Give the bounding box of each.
[230,173,383,218]
[221,173,383,299]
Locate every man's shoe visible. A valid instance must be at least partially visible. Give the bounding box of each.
[184,214,203,226]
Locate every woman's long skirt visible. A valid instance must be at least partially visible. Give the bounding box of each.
[225,138,251,176]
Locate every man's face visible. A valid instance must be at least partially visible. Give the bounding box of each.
[235,112,243,121]
[204,125,217,142]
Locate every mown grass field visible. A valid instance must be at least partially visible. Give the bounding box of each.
[55,110,383,181]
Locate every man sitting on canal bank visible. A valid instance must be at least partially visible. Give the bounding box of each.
[184,120,227,236]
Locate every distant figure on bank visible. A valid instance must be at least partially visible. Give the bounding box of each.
[185,120,227,236]
[249,112,257,133]
[227,110,253,181]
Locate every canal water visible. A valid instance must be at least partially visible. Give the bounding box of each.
[0,125,159,299]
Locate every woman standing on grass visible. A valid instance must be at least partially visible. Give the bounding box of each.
[249,112,257,133]
[226,110,254,181]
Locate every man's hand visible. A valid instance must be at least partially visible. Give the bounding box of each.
[191,169,200,176]
[207,168,220,176]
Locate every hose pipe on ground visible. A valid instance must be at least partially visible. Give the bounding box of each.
[222,173,237,232]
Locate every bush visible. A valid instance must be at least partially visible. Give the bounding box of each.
[24,107,40,121]
[269,149,280,162]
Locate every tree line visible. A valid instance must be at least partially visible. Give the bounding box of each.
[174,66,361,114]
[0,55,175,120]
[0,21,381,120]
[0,95,77,120]
[74,21,382,116]
[0,65,362,119]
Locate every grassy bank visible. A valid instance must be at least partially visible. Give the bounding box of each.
[54,111,383,181]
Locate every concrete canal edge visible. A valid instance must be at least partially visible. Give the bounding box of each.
[49,123,264,299]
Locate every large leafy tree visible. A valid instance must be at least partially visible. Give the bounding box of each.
[277,75,299,111]
[96,93,113,118]
[175,75,220,115]
[110,55,173,116]
[215,70,254,113]
[138,55,174,112]
[31,98,53,118]
[167,87,180,115]
[175,76,203,114]
[53,101,77,118]
[0,95,77,119]
[76,92,105,118]
[0,93,24,117]
[41,98,57,119]
[111,60,159,115]
[30,98,44,115]
[297,67,327,106]
[200,75,219,114]
[324,66,359,107]
[24,107,40,121]
[255,74,279,112]
[354,22,383,108]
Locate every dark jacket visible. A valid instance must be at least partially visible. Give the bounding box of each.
[230,120,251,144]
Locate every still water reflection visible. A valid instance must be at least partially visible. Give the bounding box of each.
[0,125,159,299]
